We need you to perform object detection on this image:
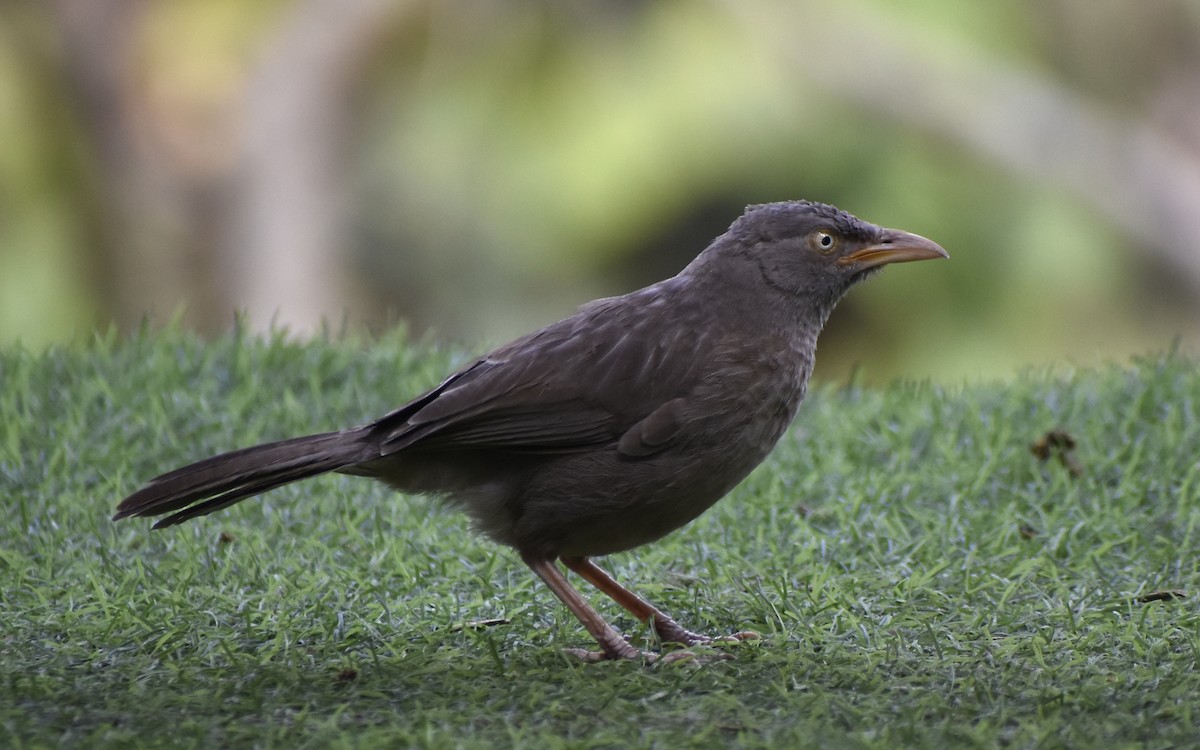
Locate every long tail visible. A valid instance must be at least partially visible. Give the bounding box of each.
[113,429,376,529]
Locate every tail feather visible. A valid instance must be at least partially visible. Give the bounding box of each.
[114,430,375,528]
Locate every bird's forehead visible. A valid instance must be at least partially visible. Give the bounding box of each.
[737,201,875,242]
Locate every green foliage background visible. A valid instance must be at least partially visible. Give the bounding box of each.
[0,1,1197,381]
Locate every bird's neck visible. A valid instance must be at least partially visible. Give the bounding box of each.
[680,250,844,347]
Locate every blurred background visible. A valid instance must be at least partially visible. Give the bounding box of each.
[1,0,1198,383]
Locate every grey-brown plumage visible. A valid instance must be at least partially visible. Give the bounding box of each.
[115,200,947,661]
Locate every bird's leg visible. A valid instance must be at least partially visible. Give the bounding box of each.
[562,556,754,648]
[522,555,649,662]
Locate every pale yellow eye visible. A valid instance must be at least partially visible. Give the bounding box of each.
[810,230,839,254]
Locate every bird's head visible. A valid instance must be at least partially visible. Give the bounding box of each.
[692,200,948,321]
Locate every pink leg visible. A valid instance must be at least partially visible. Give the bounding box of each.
[523,555,647,661]
[562,556,756,647]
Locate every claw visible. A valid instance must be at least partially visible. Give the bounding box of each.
[563,647,658,663]
[562,646,736,664]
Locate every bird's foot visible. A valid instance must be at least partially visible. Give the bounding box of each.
[562,627,662,663]
[563,646,657,663]
[653,617,762,648]
[563,626,758,664]
[563,646,734,664]
[710,630,763,645]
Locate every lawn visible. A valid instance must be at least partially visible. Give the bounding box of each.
[2,328,1197,748]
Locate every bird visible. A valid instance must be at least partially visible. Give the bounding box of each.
[114,200,947,662]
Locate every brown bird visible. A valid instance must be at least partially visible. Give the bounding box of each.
[114,200,946,661]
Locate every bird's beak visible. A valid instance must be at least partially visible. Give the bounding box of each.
[837,228,949,270]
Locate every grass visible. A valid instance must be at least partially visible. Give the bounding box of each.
[2,326,1198,748]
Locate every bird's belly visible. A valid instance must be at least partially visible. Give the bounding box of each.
[447,361,808,559]
[510,409,795,558]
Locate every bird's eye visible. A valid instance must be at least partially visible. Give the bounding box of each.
[809,230,839,254]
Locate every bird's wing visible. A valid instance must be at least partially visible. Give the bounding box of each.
[615,397,687,458]
[369,285,713,456]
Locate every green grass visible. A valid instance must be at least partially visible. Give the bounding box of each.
[3,328,1198,748]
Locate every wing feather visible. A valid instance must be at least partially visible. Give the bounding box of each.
[368,280,714,456]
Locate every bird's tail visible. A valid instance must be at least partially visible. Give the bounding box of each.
[113,429,375,529]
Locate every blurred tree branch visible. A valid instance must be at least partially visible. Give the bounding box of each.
[45,0,403,335]
[721,0,1200,295]
[47,0,219,329]
[229,0,404,334]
